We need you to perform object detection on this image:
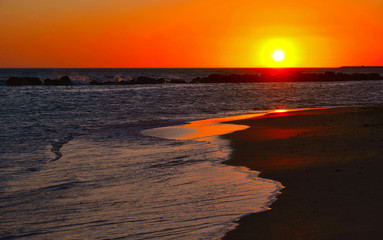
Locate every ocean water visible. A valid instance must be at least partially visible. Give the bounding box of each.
[1,68,383,239]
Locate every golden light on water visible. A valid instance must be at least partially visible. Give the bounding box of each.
[274,109,288,113]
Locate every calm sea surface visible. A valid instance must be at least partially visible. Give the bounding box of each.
[1,68,383,239]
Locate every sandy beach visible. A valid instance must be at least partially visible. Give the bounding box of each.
[222,106,383,239]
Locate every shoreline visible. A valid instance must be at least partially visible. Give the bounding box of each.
[221,106,383,239]
[142,110,287,239]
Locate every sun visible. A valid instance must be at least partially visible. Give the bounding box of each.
[272,50,285,62]
[256,37,299,67]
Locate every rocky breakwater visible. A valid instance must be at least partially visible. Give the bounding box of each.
[4,76,73,86]
[44,76,73,86]
[5,77,43,86]
[192,72,383,83]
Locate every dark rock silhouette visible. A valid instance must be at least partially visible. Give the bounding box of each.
[192,72,382,83]
[169,79,187,84]
[192,74,260,83]
[90,80,122,85]
[4,70,382,86]
[89,80,103,85]
[44,76,73,86]
[89,76,165,85]
[133,76,165,84]
[350,73,381,81]
[6,77,42,86]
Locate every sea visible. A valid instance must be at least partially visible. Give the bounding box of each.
[1,68,383,239]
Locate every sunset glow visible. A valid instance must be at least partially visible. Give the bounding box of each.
[257,38,299,67]
[272,50,285,62]
[0,0,382,68]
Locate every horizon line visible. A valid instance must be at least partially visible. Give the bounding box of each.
[1,66,383,69]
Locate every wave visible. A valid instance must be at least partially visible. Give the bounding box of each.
[50,133,74,161]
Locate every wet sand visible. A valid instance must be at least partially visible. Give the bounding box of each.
[222,106,383,239]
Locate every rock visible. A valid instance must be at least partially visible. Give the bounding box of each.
[89,80,102,85]
[6,76,42,86]
[133,76,165,84]
[192,72,383,83]
[44,76,73,86]
[169,79,187,84]
[192,74,260,83]
[118,80,133,85]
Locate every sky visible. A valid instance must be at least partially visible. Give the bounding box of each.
[0,0,382,68]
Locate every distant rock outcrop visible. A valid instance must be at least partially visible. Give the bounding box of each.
[133,76,165,84]
[6,77,42,86]
[90,76,166,85]
[192,74,260,83]
[169,79,187,84]
[89,80,105,85]
[44,76,73,86]
[192,72,383,83]
[4,71,382,86]
[89,80,120,85]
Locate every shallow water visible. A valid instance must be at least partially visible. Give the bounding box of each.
[2,135,281,239]
[2,78,383,239]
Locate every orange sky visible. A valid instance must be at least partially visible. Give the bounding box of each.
[0,0,382,68]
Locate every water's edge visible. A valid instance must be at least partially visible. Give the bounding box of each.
[142,111,286,239]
